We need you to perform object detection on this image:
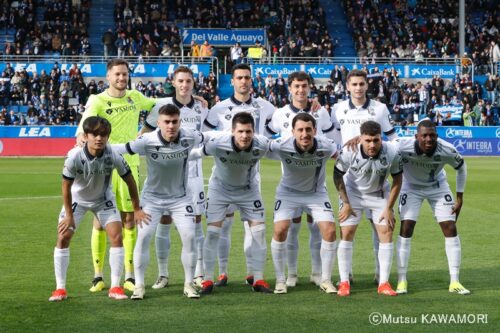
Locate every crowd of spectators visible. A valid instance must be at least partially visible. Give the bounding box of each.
[343,0,499,74]
[2,0,92,57]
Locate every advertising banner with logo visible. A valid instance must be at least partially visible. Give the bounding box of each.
[181,28,266,46]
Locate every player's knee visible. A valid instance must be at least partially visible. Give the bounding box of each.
[107,231,123,247]
[292,216,302,223]
[322,228,336,242]
[273,228,288,242]
[399,220,416,238]
[440,221,457,237]
[57,232,73,248]
[340,227,355,241]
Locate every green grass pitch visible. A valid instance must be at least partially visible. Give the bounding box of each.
[0,157,498,332]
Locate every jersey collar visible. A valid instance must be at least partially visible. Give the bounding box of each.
[414,140,437,157]
[83,143,104,161]
[348,98,370,110]
[231,136,253,152]
[360,144,382,159]
[294,138,317,154]
[173,96,195,109]
[230,95,252,106]
[289,102,311,113]
[157,129,180,145]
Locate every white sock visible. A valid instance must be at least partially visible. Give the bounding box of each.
[109,247,124,288]
[396,236,412,282]
[378,242,394,285]
[243,221,254,276]
[203,226,221,281]
[133,221,156,286]
[218,216,233,275]
[337,240,353,283]
[320,240,337,282]
[307,222,322,276]
[177,223,196,284]
[271,239,287,283]
[155,223,171,278]
[249,224,266,281]
[286,222,301,276]
[445,236,461,282]
[54,247,69,290]
[194,221,204,277]
[371,226,380,276]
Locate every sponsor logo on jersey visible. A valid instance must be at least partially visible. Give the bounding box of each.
[181,139,190,148]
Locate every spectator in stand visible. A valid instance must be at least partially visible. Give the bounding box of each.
[102,29,116,59]
[5,109,20,125]
[484,74,498,105]
[200,40,213,58]
[230,42,243,65]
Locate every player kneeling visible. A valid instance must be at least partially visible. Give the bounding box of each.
[49,117,149,302]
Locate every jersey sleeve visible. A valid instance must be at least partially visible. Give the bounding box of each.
[334,147,351,174]
[193,129,204,146]
[266,139,281,160]
[390,151,403,176]
[137,93,156,113]
[144,97,169,130]
[442,142,465,170]
[204,106,220,129]
[126,135,148,155]
[111,148,132,177]
[266,112,280,136]
[202,137,217,156]
[62,149,78,180]
[380,105,396,137]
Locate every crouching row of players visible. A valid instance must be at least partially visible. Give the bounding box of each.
[49,108,469,301]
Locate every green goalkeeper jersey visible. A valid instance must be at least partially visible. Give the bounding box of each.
[77,89,156,165]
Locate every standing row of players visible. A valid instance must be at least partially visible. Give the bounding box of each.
[49,61,470,301]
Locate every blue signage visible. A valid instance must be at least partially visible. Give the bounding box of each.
[0,63,212,77]
[181,28,266,46]
[0,126,77,138]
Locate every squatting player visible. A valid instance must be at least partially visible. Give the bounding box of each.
[49,117,149,302]
[395,120,469,295]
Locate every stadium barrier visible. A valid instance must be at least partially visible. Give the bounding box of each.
[1,125,499,157]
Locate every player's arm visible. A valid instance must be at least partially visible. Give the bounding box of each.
[265,140,281,160]
[76,95,99,146]
[381,172,402,230]
[121,172,151,227]
[453,161,467,220]
[333,157,356,222]
[59,177,76,235]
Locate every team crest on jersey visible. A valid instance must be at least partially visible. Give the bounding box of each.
[252,149,260,156]
[151,153,158,160]
[251,101,260,108]
[219,157,227,163]
[316,151,324,157]
[127,97,134,105]
[194,105,201,114]
[368,107,375,116]
[106,109,113,115]
[380,156,387,166]
[181,139,190,148]
[283,122,289,128]
[402,157,409,163]
[313,112,320,118]
[225,114,232,120]
[434,155,441,161]
[104,156,112,165]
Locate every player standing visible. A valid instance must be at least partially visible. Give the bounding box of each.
[49,117,149,301]
[77,59,156,292]
[334,121,402,296]
[331,69,398,283]
[395,120,469,295]
[268,113,338,294]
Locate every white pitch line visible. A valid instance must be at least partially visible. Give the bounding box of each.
[0,195,60,201]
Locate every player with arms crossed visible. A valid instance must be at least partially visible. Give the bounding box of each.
[195,112,272,294]
[202,63,275,287]
[113,104,205,299]
[266,71,336,287]
[268,113,338,295]
[333,121,402,297]
[77,59,156,292]
[142,66,209,289]
[331,69,398,284]
[49,117,149,302]
[395,120,469,295]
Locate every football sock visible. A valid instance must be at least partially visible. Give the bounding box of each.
[155,223,171,278]
[109,247,124,288]
[320,240,337,282]
[396,236,412,281]
[307,222,322,276]
[249,224,266,281]
[445,236,461,282]
[91,228,106,278]
[177,223,196,284]
[54,247,69,290]
[271,239,287,283]
[204,226,221,281]
[133,221,155,286]
[194,221,204,277]
[286,222,301,276]
[243,221,254,276]
[378,242,394,285]
[218,215,233,275]
[337,240,353,282]
[371,225,380,277]
[123,226,136,279]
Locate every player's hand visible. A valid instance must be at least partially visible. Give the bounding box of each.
[76,133,86,147]
[193,95,209,108]
[338,203,356,223]
[58,216,76,235]
[452,198,463,221]
[134,209,151,228]
[310,97,321,112]
[380,208,395,230]
[343,136,360,152]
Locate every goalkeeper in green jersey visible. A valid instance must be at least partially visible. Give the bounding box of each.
[76,59,156,292]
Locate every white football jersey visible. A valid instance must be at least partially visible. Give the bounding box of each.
[331,98,396,144]
[125,128,204,199]
[204,95,274,135]
[268,136,336,194]
[335,142,402,195]
[63,144,130,204]
[203,132,269,191]
[267,103,335,139]
[396,137,465,188]
[145,97,208,178]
